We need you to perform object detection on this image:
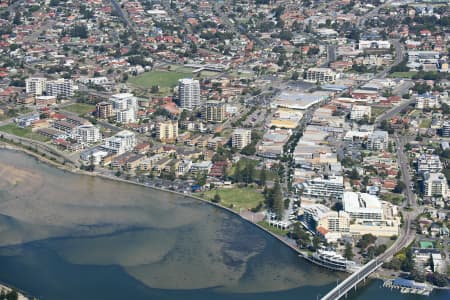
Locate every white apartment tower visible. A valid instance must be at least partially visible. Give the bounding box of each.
[178,78,201,109]
[46,79,75,97]
[232,129,252,150]
[26,77,47,96]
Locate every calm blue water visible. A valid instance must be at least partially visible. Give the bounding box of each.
[0,150,448,300]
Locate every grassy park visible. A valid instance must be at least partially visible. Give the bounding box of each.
[128,70,193,90]
[0,124,50,142]
[420,119,432,128]
[257,221,289,236]
[389,71,417,79]
[203,187,264,211]
[63,103,95,115]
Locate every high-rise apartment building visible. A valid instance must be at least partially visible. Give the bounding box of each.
[203,101,225,123]
[232,129,252,150]
[178,78,201,109]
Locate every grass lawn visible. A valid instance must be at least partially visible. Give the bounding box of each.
[380,193,404,205]
[389,71,417,79]
[203,187,264,211]
[0,124,50,142]
[372,107,388,118]
[63,103,95,115]
[257,221,289,236]
[420,119,432,128]
[128,70,193,89]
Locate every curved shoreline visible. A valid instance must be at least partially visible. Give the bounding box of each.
[0,142,307,259]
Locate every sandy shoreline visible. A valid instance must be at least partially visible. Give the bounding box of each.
[0,284,28,300]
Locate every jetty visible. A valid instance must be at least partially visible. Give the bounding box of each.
[383,278,433,296]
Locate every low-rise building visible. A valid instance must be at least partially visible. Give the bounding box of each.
[306,67,337,83]
[350,105,371,121]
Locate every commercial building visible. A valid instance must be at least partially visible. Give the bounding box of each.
[232,129,252,150]
[25,77,47,96]
[257,129,292,158]
[102,130,137,154]
[317,211,350,233]
[46,79,75,97]
[203,101,225,123]
[96,102,113,119]
[156,120,179,143]
[178,78,201,109]
[358,40,391,50]
[423,172,449,198]
[343,192,383,220]
[75,125,101,143]
[301,175,344,201]
[350,105,371,121]
[305,68,337,83]
[367,130,389,151]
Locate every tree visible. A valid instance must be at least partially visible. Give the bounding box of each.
[312,236,321,250]
[272,181,284,219]
[13,12,21,25]
[357,233,377,250]
[151,85,159,93]
[429,272,448,287]
[393,180,406,194]
[259,165,267,187]
[344,242,354,260]
[429,253,435,272]
[212,193,221,203]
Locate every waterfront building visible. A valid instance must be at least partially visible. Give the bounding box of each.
[102,130,137,154]
[343,192,383,220]
[75,125,101,143]
[26,77,47,96]
[178,78,201,109]
[232,129,252,150]
[52,120,77,134]
[156,120,179,143]
[301,175,344,201]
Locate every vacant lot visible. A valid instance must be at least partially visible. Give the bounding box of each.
[0,124,50,142]
[203,187,264,211]
[63,103,95,115]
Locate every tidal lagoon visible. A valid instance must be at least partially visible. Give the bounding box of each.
[0,149,448,300]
